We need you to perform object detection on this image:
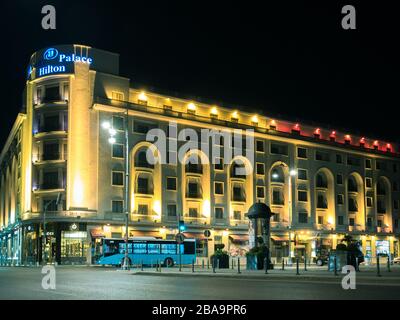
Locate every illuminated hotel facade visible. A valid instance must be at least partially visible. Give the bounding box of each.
[0,44,399,265]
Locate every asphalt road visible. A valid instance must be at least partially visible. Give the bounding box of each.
[1,266,400,300]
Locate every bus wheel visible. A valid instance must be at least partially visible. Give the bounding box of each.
[164,258,174,267]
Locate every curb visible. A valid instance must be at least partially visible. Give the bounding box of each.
[132,271,400,283]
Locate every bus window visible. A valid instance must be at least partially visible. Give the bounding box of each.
[118,243,133,254]
[133,243,146,254]
[103,240,121,257]
[161,243,177,254]
[148,243,161,254]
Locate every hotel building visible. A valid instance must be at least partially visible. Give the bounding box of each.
[0,44,399,265]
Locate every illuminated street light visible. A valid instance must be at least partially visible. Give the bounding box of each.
[102,116,130,270]
[289,169,297,176]
[102,121,111,129]
[109,128,117,136]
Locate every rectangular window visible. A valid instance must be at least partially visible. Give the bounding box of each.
[214,157,224,171]
[189,208,198,218]
[376,161,386,170]
[111,91,124,101]
[317,194,327,209]
[42,142,59,161]
[315,150,330,162]
[349,218,355,226]
[393,182,398,192]
[272,189,284,205]
[337,194,344,205]
[138,204,149,215]
[137,177,149,194]
[366,197,373,207]
[215,207,224,219]
[367,217,372,227]
[42,171,59,189]
[395,219,398,229]
[256,140,264,153]
[297,169,307,180]
[336,154,343,164]
[298,212,308,223]
[270,143,288,156]
[377,220,382,228]
[298,190,308,202]
[167,204,177,217]
[338,216,344,225]
[214,182,224,195]
[347,156,361,166]
[166,177,177,191]
[112,171,124,186]
[133,120,157,134]
[365,159,372,169]
[256,163,265,175]
[44,85,60,102]
[394,200,400,210]
[112,144,124,158]
[365,178,372,189]
[336,174,343,185]
[297,147,307,159]
[112,200,123,213]
[188,182,199,198]
[393,163,398,173]
[256,186,265,198]
[233,211,241,220]
[317,216,323,225]
[112,116,124,131]
[348,198,358,212]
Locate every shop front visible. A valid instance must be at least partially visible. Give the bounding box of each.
[60,223,89,265]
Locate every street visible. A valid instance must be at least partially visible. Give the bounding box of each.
[1,266,400,300]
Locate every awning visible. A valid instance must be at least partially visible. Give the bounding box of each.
[271,235,289,242]
[229,234,249,242]
[131,231,162,238]
[182,232,208,240]
[90,229,105,238]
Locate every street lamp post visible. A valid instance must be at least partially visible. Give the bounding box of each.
[102,108,130,270]
[276,163,296,265]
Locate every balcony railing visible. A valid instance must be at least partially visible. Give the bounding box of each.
[37,124,67,133]
[185,164,203,174]
[186,192,202,199]
[136,187,153,195]
[35,182,65,191]
[35,95,68,105]
[39,152,65,161]
[134,161,154,169]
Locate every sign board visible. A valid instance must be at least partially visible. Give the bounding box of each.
[204,230,211,238]
[175,233,185,244]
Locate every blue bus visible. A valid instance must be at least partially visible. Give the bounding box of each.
[96,237,196,267]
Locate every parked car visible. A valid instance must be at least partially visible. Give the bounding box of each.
[393,257,400,264]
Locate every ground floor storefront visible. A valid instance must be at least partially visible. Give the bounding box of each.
[0,222,399,266]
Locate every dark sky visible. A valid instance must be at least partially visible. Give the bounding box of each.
[0,1,399,148]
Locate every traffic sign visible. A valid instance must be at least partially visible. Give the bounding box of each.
[176,233,185,244]
[204,229,211,238]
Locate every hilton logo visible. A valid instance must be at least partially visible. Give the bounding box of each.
[43,48,59,60]
[38,65,66,76]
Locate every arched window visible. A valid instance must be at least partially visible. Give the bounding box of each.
[348,176,358,192]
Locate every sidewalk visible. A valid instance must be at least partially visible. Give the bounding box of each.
[131,264,400,284]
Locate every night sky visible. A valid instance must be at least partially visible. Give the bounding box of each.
[0,1,399,148]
